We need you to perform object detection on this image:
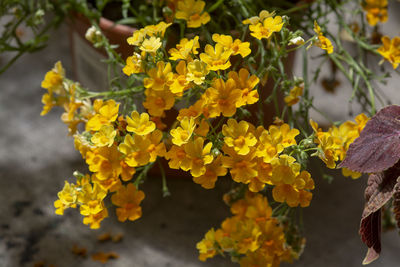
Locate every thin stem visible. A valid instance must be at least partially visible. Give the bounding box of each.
[158,160,170,197]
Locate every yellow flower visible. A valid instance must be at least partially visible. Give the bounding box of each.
[61,85,83,135]
[169,36,200,61]
[180,137,213,177]
[272,184,300,207]
[170,116,196,146]
[120,161,137,182]
[293,170,314,191]
[78,183,107,216]
[200,43,232,71]
[362,0,388,26]
[126,111,156,135]
[269,123,299,149]
[249,159,272,192]
[54,181,77,215]
[119,134,153,167]
[256,124,299,164]
[342,167,362,179]
[86,99,120,131]
[41,61,65,94]
[319,133,340,168]
[236,219,263,254]
[310,119,341,168]
[256,131,279,163]
[222,119,257,155]
[170,61,190,95]
[85,145,122,180]
[146,129,166,162]
[284,85,303,106]
[111,183,145,222]
[82,208,108,229]
[228,68,259,107]
[91,125,117,147]
[249,16,284,40]
[313,21,334,54]
[74,133,93,158]
[197,228,218,261]
[212,34,251,58]
[40,92,56,116]
[231,191,272,219]
[143,88,175,117]
[203,78,241,117]
[194,118,210,137]
[193,155,227,189]
[175,0,210,28]
[377,36,400,69]
[272,180,313,207]
[123,53,143,75]
[186,59,209,85]
[144,21,172,37]
[311,114,369,170]
[177,99,205,121]
[127,29,147,46]
[166,145,187,169]
[239,251,275,267]
[270,155,301,185]
[222,146,258,184]
[92,173,122,193]
[143,61,173,91]
[140,36,162,54]
[242,10,275,25]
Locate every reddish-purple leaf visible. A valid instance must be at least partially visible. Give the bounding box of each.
[359,162,400,264]
[339,105,400,173]
[360,210,381,265]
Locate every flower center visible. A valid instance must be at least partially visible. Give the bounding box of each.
[234,136,246,147]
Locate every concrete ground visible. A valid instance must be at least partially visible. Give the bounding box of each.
[1,16,400,267]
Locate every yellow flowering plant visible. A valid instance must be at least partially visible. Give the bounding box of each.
[34,0,400,266]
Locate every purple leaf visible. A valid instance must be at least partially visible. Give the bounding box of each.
[339,105,400,173]
[359,162,400,264]
[360,210,381,265]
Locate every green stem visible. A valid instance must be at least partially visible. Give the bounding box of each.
[207,0,224,13]
[158,160,170,197]
[280,3,312,15]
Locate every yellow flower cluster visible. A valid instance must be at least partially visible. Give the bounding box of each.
[40,61,86,134]
[221,119,314,207]
[41,76,162,227]
[196,191,298,266]
[362,0,388,26]
[166,116,223,188]
[123,20,254,123]
[377,36,400,69]
[40,8,371,265]
[40,61,65,116]
[310,113,369,178]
